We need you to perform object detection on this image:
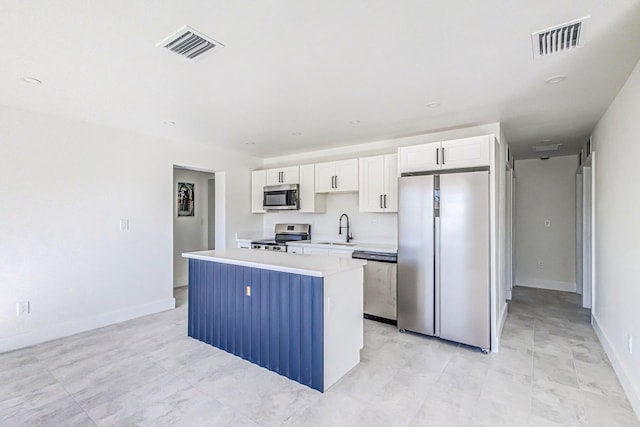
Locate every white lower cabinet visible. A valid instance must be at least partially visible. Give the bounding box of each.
[303,247,329,256]
[287,246,303,254]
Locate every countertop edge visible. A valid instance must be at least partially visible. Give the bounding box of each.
[183,250,366,278]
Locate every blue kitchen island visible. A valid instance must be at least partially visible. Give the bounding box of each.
[182,248,366,392]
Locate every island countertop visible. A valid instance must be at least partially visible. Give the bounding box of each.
[182,248,366,277]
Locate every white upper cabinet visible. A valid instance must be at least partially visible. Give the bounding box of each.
[251,170,266,213]
[315,159,358,193]
[359,154,397,212]
[265,166,299,186]
[440,135,491,170]
[398,135,491,173]
[398,142,440,173]
[299,164,326,213]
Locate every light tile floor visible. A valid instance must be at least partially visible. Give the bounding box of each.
[1,286,637,426]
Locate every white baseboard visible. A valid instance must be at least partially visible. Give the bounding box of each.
[0,298,176,353]
[516,277,576,293]
[592,314,640,420]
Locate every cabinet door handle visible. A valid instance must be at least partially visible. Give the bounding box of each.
[436,148,439,165]
[334,175,338,188]
[380,194,383,208]
[331,176,335,188]
[442,147,445,165]
[384,194,387,208]
[280,171,284,182]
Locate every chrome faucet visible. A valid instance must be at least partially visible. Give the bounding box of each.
[338,213,353,242]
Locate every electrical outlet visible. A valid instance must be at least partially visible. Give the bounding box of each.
[537,260,544,268]
[544,219,551,228]
[629,335,633,354]
[16,301,30,316]
[119,219,129,231]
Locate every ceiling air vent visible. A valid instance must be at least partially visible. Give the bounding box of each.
[156,25,224,60]
[531,16,590,59]
[532,143,562,152]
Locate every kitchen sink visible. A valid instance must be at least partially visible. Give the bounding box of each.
[316,242,357,247]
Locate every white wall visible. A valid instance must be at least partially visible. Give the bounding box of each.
[173,168,214,288]
[263,193,397,244]
[514,155,577,292]
[591,58,640,417]
[0,105,262,351]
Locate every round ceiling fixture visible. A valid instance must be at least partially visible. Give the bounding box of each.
[163,120,176,126]
[426,101,441,108]
[545,75,567,85]
[244,141,256,145]
[21,77,42,85]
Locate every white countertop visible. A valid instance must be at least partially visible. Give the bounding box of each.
[182,248,366,277]
[286,240,397,254]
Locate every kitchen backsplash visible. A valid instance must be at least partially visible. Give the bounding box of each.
[262,193,397,244]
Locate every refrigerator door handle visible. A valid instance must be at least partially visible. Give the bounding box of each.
[434,216,441,337]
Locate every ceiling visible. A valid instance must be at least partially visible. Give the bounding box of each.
[1,1,639,159]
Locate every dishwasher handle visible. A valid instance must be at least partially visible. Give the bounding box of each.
[351,251,397,263]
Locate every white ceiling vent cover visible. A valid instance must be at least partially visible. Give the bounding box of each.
[156,25,224,60]
[531,16,590,59]
[532,143,562,152]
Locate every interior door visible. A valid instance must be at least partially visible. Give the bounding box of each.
[438,171,490,349]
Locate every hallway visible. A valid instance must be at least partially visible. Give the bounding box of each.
[499,286,636,426]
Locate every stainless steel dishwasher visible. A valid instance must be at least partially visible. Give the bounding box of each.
[351,251,398,325]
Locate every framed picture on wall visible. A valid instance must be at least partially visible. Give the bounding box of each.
[177,182,195,217]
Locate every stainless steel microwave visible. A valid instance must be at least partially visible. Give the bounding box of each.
[263,184,299,210]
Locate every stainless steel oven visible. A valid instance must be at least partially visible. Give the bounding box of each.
[263,184,299,210]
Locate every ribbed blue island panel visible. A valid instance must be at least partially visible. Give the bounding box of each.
[187,259,324,392]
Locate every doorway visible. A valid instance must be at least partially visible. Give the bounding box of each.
[172,166,216,288]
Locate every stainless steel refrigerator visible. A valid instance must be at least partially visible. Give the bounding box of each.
[397,170,490,350]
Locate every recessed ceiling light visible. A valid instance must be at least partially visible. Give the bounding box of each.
[163,120,176,126]
[426,101,441,108]
[244,141,256,145]
[21,77,42,85]
[545,75,567,84]
[348,120,361,125]
[290,132,302,136]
